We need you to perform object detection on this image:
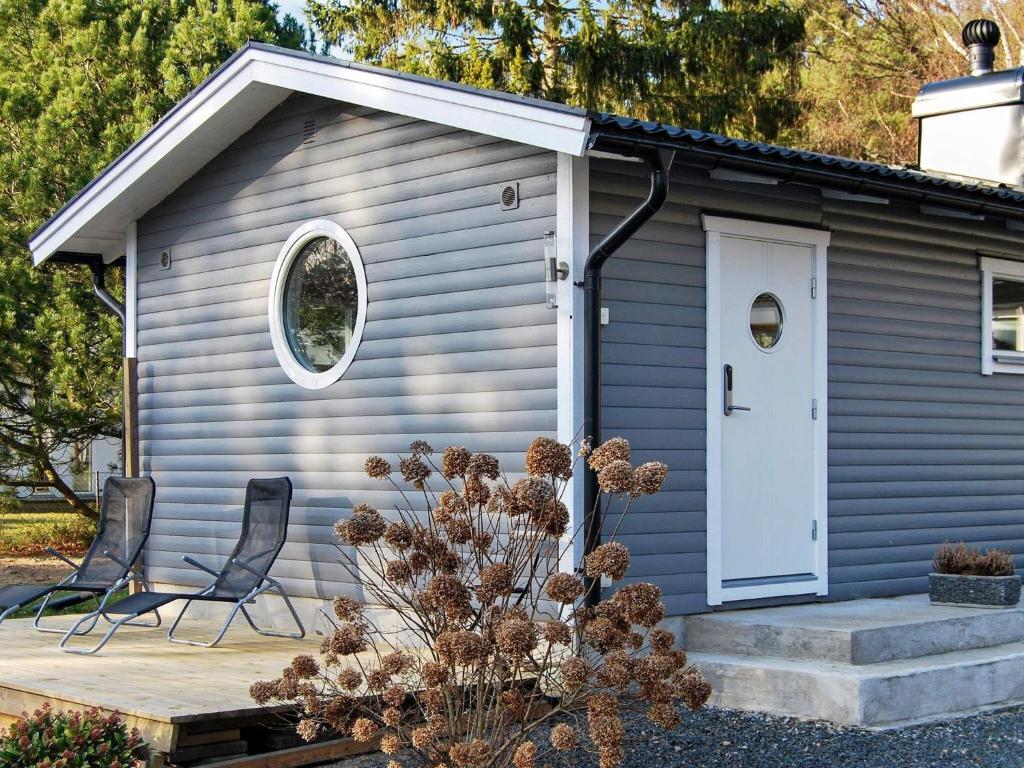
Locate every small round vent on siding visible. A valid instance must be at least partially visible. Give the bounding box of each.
[500,182,520,210]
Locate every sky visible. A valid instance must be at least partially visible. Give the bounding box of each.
[276,0,308,24]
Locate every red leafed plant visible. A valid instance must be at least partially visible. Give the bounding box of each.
[251,435,711,768]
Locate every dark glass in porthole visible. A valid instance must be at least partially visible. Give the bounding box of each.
[750,293,783,349]
[283,236,358,372]
[991,277,1024,351]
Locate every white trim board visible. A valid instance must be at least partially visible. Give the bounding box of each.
[30,45,591,266]
[702,214,830,606]
[556,152,589,575]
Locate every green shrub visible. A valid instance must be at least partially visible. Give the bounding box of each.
[0,703,147,767]
[0,512,95,557]
[933,542,1016,577]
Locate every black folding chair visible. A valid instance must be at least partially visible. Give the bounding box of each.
[60,477,304,654]
[0,476,157,632]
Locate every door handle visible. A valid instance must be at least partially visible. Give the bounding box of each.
[724,364,752,416]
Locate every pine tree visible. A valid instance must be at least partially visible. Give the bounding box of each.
[306,0,806,141]
[0,0,304,517]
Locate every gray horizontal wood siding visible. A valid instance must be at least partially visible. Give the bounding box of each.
[823,196,1024,600]
[594,154,1024,613]
[136,94,557,602]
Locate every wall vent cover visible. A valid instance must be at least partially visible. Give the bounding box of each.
[500,182,520,210]
[303,119,318,145]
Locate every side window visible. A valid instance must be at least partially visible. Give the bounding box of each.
[981,256,1024,374]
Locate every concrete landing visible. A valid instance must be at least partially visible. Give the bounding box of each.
[685,595,1024,728]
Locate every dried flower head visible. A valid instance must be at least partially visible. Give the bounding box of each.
[476,563,515,602]
[249,680,277,705]
[584,616,628,652]
[611,582,665,628]
[383,522,414,552]
[525,437,573,479]
[385,559,413,585]
[445,517,474,545]
[586,542,630,581]
[463,475,491,506]
[387,762,403,768]
[546,572,584,604]
[336,505,387,546]
[436,630,491,668]
[597,460,635,494]
[467,453,501,480]
[561,657,591,690]
[420,574,473,621]
[324,622,368,656]
[513,740,537,768]
[409,440,434,456]
[450,739,491,767]
[441,445,473,478]
[499,689,526,719]
[649,628,676,654]
[486,486,527,517]
[632,461,669,496]
[351,717,377,742]
[578,436,593,457]
[336,668,362,691]
[380,733,402,754]
[512,477,554,511]
[647,702,680,730]
[323,695,356,727]
[333,596,364,622]
[420,662,449,688]
[297,718,319,742]
[532,499,569,538]
[381,653,413,676]
[596,651,634,692]
[400,455,432,489]
[588,437,630,471]
[365,456,392,479]
[550,723,577,751]
[289,655,319,680]
[420,686,444,713]
[472,531,493,553]
[411,725,434,749]
[366,668,392,692]
[540,620,572,646]
[495,618,539,658]
[678,670,713,711]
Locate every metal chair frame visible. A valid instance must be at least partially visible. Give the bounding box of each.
[0,477,156,633]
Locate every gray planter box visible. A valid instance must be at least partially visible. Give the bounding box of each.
[929,572,1021,608]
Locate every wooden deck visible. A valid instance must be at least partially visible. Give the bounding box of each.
[0,616,368,766]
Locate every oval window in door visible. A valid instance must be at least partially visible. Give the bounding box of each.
[750,293,783,349]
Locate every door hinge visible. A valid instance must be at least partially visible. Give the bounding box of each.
[811,398,818,420]
[810,277,818,299]
[811,520,818,541]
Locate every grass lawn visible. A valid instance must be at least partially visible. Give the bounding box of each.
[0,509,95,557]
[5,588,129,620]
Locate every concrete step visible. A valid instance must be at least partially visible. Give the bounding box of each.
[690,640,1024,728]
[684,594,1024,665]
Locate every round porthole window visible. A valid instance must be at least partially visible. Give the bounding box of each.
[269,220,367,389]
[749,293,783,350]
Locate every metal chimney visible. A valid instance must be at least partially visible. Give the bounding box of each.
[912,18,1024,187]
[963,19,1001,77]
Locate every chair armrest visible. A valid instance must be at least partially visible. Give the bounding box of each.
[231,557,269,581]
[102,550,132,570]
[182,555,220,577]
[46,547,80,570]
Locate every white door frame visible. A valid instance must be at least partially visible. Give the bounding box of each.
[703,215,830,606]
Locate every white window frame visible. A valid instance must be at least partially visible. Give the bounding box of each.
[980,256,1024,375]
[268,219,368,390]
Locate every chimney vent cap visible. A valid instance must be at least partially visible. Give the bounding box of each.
[963,18,1001,48]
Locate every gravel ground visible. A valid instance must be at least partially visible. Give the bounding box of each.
[0,556,68,588]
[326,705,1024,768]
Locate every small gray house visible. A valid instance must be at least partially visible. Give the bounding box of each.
[29,34,1024,629]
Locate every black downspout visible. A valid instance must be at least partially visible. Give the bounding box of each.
[88,261,126,326]
[582,145,673,607]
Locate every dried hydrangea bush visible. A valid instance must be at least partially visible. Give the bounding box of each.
[251,436,711,768]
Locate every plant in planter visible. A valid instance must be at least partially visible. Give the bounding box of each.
[930,542,1021,608]
[251,436,711,768]
[0,702,147,767]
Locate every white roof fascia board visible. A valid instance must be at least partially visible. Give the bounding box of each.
[31,47,592,266]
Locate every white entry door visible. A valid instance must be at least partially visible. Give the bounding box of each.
[704,216,829,605]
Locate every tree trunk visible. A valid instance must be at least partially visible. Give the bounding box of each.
[42,459,98,521]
